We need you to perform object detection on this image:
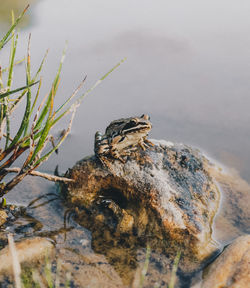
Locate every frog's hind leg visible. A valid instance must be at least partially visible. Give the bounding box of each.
[99,198,123,218]
[95,132,108,155]
[110,147,126,164]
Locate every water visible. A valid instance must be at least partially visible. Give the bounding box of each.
[0,0,249,181]
[0,0,250,286]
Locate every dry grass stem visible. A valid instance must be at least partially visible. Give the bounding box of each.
[7,234,21,288]
[4,167,74,183]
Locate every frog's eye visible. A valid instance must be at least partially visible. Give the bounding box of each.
[123,121,137,130]
[131,119,137,124]
[141,114,150,120]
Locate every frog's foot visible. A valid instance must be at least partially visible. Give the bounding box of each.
[144,138,155,147]
[96,155,117,174]
[138,138,150,151]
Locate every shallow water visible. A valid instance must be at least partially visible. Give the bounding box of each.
[0,0,250,181]
[1,0,250,286]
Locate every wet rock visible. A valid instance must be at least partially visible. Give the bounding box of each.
[0,209,7,226]
[0,237,54,274]
[57,248,126,288]
[63,140,221,271]
[202,235,250,288]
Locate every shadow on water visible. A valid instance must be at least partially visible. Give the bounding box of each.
[0,176,189,287]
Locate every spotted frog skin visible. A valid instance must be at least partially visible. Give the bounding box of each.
[94,114,153,168]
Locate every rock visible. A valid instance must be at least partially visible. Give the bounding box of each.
[0,210,8,227]
[57,248,126,288]
[202,235,250,288]
[0,237,54,274]
[63,140,221,271]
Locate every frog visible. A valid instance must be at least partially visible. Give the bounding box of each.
[94,114,154,168]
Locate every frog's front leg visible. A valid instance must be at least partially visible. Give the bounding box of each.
[144,138,155,147]
[138,137,154,151]
[138,138,148,150]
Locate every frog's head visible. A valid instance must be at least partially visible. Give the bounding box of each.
[121,114,152,136]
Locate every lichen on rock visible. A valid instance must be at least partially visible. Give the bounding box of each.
[63,140,221,272]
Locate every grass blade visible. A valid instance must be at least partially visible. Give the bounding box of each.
[33,49,48,81]
[33,106,76,168]
[138,245,151,288]
[0,5,29,50]
[27,87,55,165]
[35,44,66,130]
[55,75,86,114]
[4,14,18,148]
[7,13,18,90]
[54,58,126,123]
[1,57,25,73]
[0,81,39,100]
[4,98,10,148]
[23,34,32,136]
[7,37,34,148]
[75,57,126,105]
[168,251,181,288]
[0,66,3,89]
[30,78,42,115]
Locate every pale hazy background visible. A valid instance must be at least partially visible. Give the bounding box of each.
[1,0,250,181]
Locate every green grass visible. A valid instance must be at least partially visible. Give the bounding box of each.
[137,247,181,288]
[21,257,71,288]
[138,244,151,288]
[0,6,125,197]
[168,251,181,288]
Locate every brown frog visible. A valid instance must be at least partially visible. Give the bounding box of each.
[94,114,154,168]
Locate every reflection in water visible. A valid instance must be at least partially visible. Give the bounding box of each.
[0,166,249,286]
[71,204,198,287]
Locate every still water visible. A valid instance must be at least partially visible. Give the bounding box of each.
[0,0,250,181]
[0,1,250,286]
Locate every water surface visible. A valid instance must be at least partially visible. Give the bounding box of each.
[0,0,249,181]
[0,1,250,286]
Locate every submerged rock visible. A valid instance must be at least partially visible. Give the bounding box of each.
[0,237,54,275]
[63,140,221,272]
[208,166,250,242]
[202,235,250,288]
